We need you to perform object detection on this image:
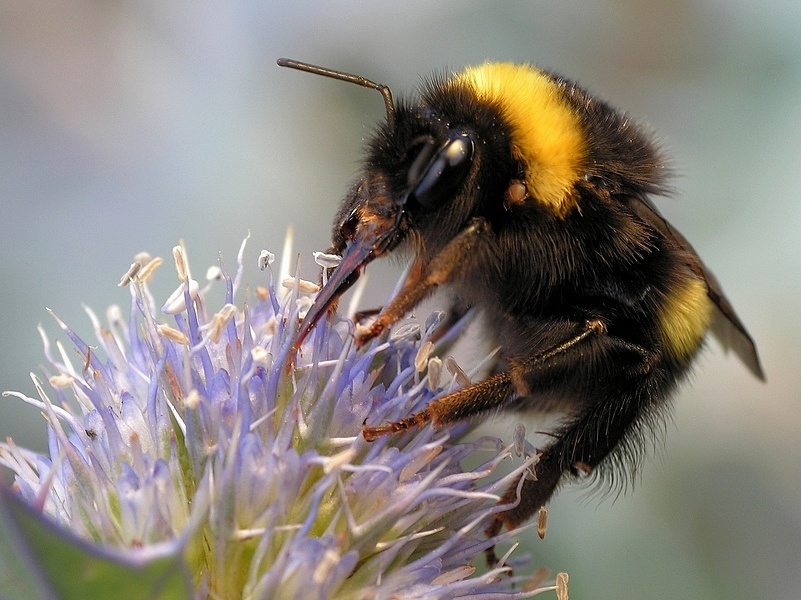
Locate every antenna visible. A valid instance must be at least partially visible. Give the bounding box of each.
[277,58,395,128]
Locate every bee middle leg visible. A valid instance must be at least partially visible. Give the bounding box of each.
[362,318,606,439]
[363,369,515,441]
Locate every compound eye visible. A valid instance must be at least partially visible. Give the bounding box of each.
[406,136,437,189]
[409,132,474,209]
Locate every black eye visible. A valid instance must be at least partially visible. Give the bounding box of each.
[408,132,474,209]
[406,136,437,189]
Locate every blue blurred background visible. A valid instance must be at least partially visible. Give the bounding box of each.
[1,2,798,598]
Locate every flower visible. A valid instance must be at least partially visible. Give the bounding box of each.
[0,234,567,599]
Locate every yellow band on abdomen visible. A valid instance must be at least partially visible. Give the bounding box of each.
[658,276,713,360]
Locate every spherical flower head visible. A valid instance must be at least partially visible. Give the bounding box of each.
[0,234,567,599]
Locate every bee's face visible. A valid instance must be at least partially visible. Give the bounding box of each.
[304,115,477,334]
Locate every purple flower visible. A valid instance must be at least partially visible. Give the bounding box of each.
[1,235,568,599]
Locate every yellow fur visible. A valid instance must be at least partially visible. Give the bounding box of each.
[659,277,713,359]
[453,63,586,217]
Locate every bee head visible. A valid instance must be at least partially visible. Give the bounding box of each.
[299,111,477,345]
[278,59,481,346]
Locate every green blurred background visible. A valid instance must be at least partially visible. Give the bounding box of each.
[1,2,798,599]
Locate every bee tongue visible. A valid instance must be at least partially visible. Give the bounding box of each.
[293,214,400,350]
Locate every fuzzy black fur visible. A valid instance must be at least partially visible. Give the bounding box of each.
[290,60,764,565]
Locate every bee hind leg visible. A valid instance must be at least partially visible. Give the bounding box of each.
[484,341,660,566]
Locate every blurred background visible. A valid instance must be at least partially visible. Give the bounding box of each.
[1,2,798,598]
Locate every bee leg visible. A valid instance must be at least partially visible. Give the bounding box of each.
[356,217,490,346]
[363,318,606,439]
[484,334,657,566]
[363,370,514,441]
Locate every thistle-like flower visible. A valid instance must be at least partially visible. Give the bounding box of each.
[0,235,567,599]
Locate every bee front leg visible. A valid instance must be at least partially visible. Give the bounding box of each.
[356,217,490,346]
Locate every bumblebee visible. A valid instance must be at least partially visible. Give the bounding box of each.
[278,58,764,562]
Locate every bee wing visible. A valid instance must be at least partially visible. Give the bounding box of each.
[629,196,765,381]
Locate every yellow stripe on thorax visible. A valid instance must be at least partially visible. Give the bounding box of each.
[453,63,587,217]
[659,276,713,360]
